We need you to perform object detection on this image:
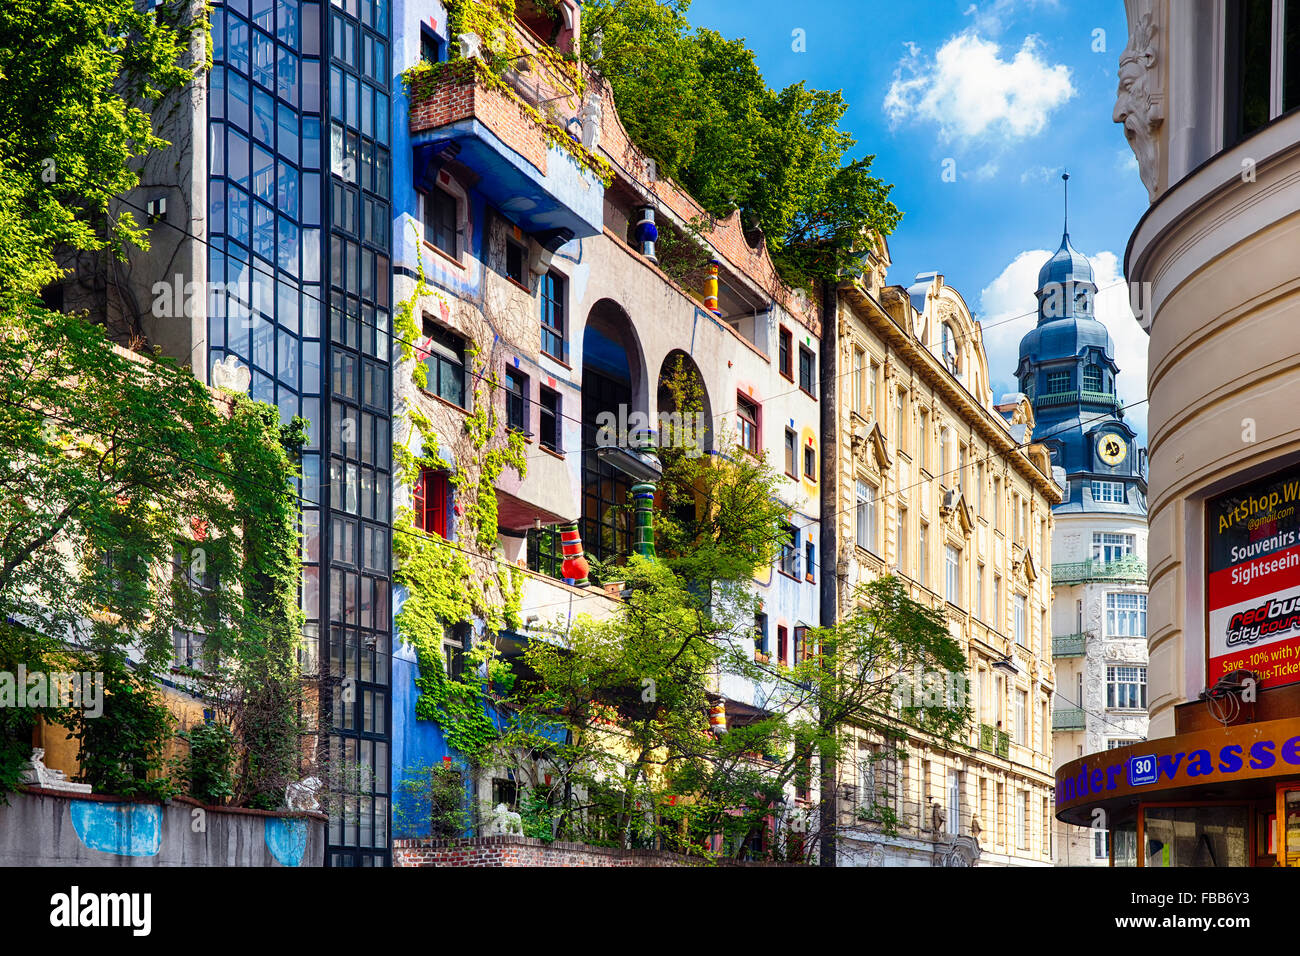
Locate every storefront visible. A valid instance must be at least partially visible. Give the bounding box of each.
[1054,719,1300,866]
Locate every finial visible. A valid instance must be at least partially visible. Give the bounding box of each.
[1062,170,1070,234]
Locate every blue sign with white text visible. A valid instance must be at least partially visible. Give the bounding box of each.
[1129,754,1158,787]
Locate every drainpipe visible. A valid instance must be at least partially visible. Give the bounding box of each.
[818,277,839,868]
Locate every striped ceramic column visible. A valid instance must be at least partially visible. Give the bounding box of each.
[631,482,656,560]
[558,523,589,587]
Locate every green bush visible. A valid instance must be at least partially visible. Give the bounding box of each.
[177,721,235,804]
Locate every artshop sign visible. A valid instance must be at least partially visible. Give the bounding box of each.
[1054,719,1300,818]
[1207,465,1300,689]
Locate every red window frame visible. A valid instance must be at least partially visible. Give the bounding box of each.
[414,468,450,538]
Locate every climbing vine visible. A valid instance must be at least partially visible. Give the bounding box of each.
[391,245,527,766]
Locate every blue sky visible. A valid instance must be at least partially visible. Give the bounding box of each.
[687,0,1152,441]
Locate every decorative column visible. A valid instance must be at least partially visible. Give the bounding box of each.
[634,205,658,263]
[631,482,656,560]
[703,258,721,316]
[558,523,590,587]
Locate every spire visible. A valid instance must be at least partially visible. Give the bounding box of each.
[1062,170,1069,235]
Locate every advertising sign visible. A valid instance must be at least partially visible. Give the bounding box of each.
[1207,465,1300,690]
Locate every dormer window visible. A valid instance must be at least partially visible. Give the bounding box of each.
[1046,369,1070,394]
[941,323,959,374]
[1083,364,1103,393]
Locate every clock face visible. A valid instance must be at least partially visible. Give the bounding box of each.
[1098,434,1127,466]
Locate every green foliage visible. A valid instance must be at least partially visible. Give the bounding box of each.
[0,623,83,800]
[394,760,469,839]
[580,0,901,287]
[0,0,203,300]
[176,721,236,805]
[71,656,176,801]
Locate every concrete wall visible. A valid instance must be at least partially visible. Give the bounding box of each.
[0,788,325,867]
[393,835,791,867]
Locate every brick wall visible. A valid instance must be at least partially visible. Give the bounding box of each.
[409,74,549,177]
[392,835,793,867]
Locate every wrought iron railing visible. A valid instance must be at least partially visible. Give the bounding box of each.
[1052,632,1088,657]
[1053,707,1086,731]
[1050,556,1146,585]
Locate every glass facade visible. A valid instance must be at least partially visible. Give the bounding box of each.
[208,0,392,866]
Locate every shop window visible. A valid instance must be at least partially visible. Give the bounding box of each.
[1142,805,1249,866]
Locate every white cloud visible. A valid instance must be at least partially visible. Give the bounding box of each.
[1020,164,1063,184]
[977,248,1150,444]
[1116,148,1139,173]
[967,160,1000,181]
[962,0,1061,36]
[883,33,1074,145]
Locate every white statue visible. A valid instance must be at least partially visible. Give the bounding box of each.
[210,354,251,393]
[580,95,602,152]
[487,802,523,836]
[458,32,483,61]
[1113,11,1163,200]
[21,748,92,794]
[285,775,322,812]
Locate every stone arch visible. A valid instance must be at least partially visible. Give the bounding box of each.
[656,349,713,453]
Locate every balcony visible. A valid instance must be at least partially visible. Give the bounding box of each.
[1050,555,1146,586]
[976,724,1010,759]
[1052,632,1087,657]
[1033,389,1120,409]
[1053,707,1086,731]
[405,40,606,239]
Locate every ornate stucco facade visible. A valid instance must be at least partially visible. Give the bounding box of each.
[831,240,1062,866]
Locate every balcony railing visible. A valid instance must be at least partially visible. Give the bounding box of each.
[976,724,1010,758]
[1052,632,1088,657]
[1034,389,1120,409]
[1050,555,1146,585]
[1053,707,1086,731]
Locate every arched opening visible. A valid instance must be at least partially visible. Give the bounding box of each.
[656,350,713,454]
[581,299,647,564]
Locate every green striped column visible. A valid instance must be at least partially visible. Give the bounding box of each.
[632,482,656,560]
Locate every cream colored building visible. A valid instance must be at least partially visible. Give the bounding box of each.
[831,239,1062,866]
[1118,0,1300,734]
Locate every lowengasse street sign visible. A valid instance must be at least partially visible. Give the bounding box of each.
[1207,465,1300,690]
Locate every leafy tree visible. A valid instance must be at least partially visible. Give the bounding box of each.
[581,0,902,288]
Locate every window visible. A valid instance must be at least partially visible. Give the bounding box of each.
[1106,592,1147,637]
[779,523,800,578]
[805,541,815,582]
[754,612,768,655]
[777,625,789,665]
[794,625,810,662]
[855,480,876,552]
[917,407,929,470]
[868,359,879,413]
[414,468,450,538]
[959,443,968,494]
[1092,532,1135,562]
[852,348,864,413]
[1083,364,1103,392]
[540,270,566,360]
[940,427,951,479]
[737,394,760,454]
[918,522,929,585]
[505,367,528,433]
[423,184,458,256]
[1014,594,1027,646]
[976,563,985,619]
[1224,0,1300,147]
[1045,369,1070,394]
[1092,480,1125,503]
[945,545,960,605]
[803,441,816,481]
[1016,790,1028,850]
[992,475,1003,529]
[419,26,441,64]
[896,507,907,570]
[778,327,793,379]
[784,428,797,476]
[538,386,560,452]
[974,461,983,514]
[173,628,208,671]
[798,345,816,396]
[1107,665,1147,709]
[946,769,961,834]
[422,320,466,407]
[993,574,1002,629]
[1093,828,1110,860]
[505,239,526,284]
[941,323,958,373]
[894,389,906,452]
[442,622,469,680]
[1015,689,1027,744]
